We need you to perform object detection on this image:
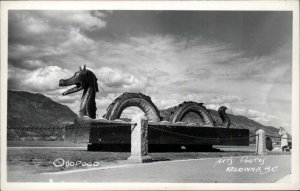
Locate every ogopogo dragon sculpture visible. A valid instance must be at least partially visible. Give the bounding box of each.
[59,65,98,119]
[59,66,231,128]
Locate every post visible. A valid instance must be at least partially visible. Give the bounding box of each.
[256,129,267,155]
[127,114,152,163]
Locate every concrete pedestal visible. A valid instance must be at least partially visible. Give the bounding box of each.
[127,114,152,163]
[256,129,267,155]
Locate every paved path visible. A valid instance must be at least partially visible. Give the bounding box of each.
[8,155,290,183]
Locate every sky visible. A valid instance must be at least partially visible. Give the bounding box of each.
[8,10,293,132]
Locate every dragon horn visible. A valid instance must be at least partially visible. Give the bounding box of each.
[83,65,86,70]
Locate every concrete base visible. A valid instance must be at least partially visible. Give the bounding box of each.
[256,152,268,155]
[127,155,152,163]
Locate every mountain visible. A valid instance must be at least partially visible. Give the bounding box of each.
[7,90,77,128]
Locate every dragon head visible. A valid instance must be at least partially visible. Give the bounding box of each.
[59,65,99,95]
[218,106,227,113]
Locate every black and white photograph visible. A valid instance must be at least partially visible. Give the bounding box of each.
[1,1,299,190]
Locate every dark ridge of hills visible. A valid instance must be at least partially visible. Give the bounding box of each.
[7,90,77,128]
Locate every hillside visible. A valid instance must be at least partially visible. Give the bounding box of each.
[8,90,77,128]
[7,90,77,140]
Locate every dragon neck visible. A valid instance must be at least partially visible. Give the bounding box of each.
[218,108,231,129]
[79,87,97,119]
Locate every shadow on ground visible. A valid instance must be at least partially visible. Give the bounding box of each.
[87,144,222,152]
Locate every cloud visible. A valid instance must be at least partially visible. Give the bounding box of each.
[7,11,292,132]
[9,66,72,92]
[41,11,106,31]
[232,108,282,127]
[8,11,106,72]
[150,93,243,110]
[217,45,292,84]
[9,11,106,38]
[86,67,153,96]
[151,96,181,109]
[97,67,142,88]
[119,107,145,119]
[59,27,96,53]
[184,68,212,80]
[206,103,285,128]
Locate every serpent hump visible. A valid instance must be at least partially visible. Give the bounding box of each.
[218,106,231,128]
[103,92,161,122]
[169,101,214,126]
